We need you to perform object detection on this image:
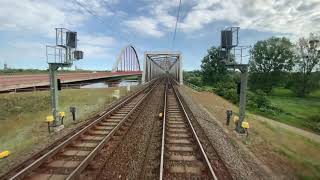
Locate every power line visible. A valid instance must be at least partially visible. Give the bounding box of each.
[72,0,134,44]
[73,0,105,24]
[172,0,182,49]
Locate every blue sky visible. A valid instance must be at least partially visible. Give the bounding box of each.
[0,0,319,70]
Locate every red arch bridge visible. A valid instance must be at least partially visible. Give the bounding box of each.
[0,45,183,92]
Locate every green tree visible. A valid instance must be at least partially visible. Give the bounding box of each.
[249,37,295,93]
[290,34,320,96]
[201,46,230,84]
[183,70,203,86]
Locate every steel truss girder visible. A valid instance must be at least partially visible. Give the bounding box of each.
[142,51,183,84]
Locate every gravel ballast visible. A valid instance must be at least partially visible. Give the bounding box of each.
[177,85,270,180]
[81,81,165,179]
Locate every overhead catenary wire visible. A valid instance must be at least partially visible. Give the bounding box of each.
[171,0,182,49]
[72,0,135,44]
[73,0,106,24]
[71,0,148,71]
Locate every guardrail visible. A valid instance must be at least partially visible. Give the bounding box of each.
[183,81,203,92]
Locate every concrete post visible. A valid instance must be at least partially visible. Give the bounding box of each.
[236,66,248,133]
[49,63,59,126]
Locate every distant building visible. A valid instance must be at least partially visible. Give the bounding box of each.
[4,62,8,70]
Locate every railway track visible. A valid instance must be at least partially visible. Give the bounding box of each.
[2,80,159,180]
[159,80,217,179]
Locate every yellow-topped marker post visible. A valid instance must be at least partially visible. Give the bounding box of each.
[241,121,249,129]
[46,115,54,122]
[0,150,10,159]
[159,112,163,119]
[46,115,54,133]
[58,112,65,117]
[241,121,250,137]
[58,112,65,126]
[233,115,239,125]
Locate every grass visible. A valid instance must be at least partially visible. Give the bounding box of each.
[0,87,133,166]
[199,85,320,133]
[309,89,320,98]
[268,97,319,130]
[262,88,320,134]
[271,87,295,97]
[271,87,320,98]
[255,120,320,178]
[251,118,320,178]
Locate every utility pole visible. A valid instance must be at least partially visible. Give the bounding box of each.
[236,65,248,133]
[46,28,83,131]
[219,27,250,134]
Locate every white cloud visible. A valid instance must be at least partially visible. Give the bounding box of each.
[80,45,111,58]
[0,33,115,67]
[1,0,320,70]
[0,0,86,36]
[78,33,115,58]
[142,0,320,38]
[80,34,115,47]
[0,0,120,36]
[0,0,121,68]
[188,0,320,36]
[124,16,164,37]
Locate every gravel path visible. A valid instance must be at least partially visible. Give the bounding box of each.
[177,86,270,180]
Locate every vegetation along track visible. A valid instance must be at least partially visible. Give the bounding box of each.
[159,79,231,179]
[1,79,160,180]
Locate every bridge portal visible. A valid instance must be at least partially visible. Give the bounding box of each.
[142,51,183,84]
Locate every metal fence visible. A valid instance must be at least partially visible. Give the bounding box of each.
[183,81,203,92]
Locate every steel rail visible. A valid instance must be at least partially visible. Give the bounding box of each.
[8,80,159,180]
[170,79,218,180]
[66,80,160,179]
[159,78,168,180]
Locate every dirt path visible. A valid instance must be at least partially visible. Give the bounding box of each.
[251,114,320,144]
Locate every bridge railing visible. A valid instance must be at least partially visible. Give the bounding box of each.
[183,81,203,92]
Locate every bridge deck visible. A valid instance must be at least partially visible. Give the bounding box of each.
[0,71,142,91]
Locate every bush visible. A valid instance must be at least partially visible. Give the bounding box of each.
[192,73,284,116]
[254,90,270,108]
[247,91,258,108]
[188,76,202,87]
[213,87,238,104]
[211,81,239,104]
[247,89,284,115]
[183,70,203,87]
[287,72,320,97]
